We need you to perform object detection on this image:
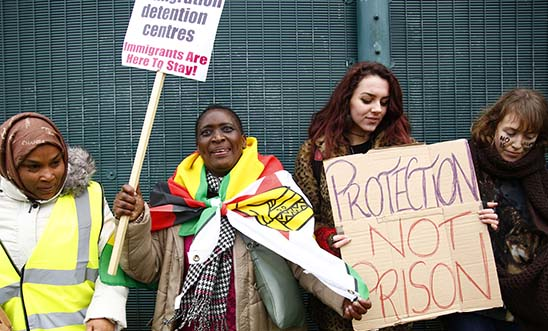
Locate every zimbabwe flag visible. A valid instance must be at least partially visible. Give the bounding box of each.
[102,137,368,301]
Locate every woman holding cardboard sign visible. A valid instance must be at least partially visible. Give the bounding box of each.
[112,105,371,331]
[442,88,548,331]
[293,61,415,331]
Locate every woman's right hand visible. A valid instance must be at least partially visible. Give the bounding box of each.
[342,297,372,320]
[113,184,144,222]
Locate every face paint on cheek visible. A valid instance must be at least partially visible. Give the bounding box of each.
[523,140,535,152]
[499,135,511,149]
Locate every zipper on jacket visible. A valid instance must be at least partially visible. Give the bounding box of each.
[27,201,39,213]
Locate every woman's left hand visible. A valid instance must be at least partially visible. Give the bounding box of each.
[331,234,351,249]
[85,318,115,331]
[342,297,372,320]
[478,201,499,231]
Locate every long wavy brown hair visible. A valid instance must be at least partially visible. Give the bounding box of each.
[471,88,548,147]
[308,61,413,158]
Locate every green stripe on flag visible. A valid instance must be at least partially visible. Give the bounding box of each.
[346,264,369,300]
[99,240,157,289]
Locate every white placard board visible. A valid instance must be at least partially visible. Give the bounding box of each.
[122,0,225,81]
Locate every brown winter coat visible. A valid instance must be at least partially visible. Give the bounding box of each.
[120,205,345,331]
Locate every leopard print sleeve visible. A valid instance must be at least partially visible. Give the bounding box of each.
[293,140,322,225]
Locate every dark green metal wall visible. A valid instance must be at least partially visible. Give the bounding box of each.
[390,0,548,144]
[1,1,357,330]
[1,0,357,192]
[2,1,547,330]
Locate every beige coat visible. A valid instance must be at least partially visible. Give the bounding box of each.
[120,205,345,331]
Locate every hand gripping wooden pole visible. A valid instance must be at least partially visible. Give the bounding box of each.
[108,71,166,275]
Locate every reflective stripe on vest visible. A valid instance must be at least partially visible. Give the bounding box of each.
[0,282,18,306]
[26,308,88,330]
[0,182,103,331]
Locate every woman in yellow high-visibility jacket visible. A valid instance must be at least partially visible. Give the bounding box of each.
[0,112,128,331]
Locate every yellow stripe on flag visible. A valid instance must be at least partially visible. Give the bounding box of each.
[229,186,313,231]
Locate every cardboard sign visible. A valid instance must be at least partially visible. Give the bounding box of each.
[324,139,502,330]
[122,0,225,81]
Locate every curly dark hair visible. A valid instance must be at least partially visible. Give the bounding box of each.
[308,61,412,158]
[471,88,548,147]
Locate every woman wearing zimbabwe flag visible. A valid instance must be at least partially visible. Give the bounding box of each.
[112,104,371,331]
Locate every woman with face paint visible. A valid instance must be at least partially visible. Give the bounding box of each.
[441,88,548,331]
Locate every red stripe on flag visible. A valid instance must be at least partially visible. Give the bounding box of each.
[258,154,284,176]
[150,206,177,232]
[167,177,205,208]
[255,174,282,195]
[279,230,290,240]
[183,197,206,208]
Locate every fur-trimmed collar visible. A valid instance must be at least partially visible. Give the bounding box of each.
[62,146,96,197]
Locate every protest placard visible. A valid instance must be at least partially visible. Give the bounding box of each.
[122,0,225,81]
[108,0,225,275]
[324,139,503,330]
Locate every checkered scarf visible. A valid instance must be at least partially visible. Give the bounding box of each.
[174,172,235,331]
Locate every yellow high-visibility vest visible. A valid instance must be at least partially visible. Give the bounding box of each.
[0,182,103,331]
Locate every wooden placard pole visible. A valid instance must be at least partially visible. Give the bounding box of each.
[108,71,166,275]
